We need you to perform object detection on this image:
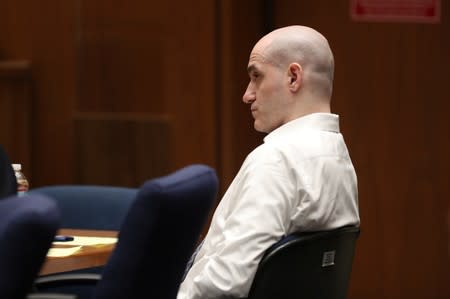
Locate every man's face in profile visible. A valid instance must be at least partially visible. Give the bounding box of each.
[243,48,291,134]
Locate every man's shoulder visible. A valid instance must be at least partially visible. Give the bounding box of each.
[246,142,283,162]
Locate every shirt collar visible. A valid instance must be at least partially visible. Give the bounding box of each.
[263,113,340,144]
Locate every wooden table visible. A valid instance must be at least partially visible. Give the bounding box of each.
[40,229,118,276]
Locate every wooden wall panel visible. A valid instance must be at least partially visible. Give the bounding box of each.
[0,0,217,188]
[78,0,166,113]
[0,0,33,59]
[0,0,79,186]
[74,113,170,186]
[217,0,267,189]
[78,0,218,179]
[0,61,32,178]
[156,1,217,171]
[273,1,450,298]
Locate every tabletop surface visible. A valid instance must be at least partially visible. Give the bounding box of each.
[40,228,118,276]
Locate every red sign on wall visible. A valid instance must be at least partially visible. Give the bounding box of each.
[350,0,441,23]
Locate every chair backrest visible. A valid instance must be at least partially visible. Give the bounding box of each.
[0,144,17,199]
[246,226,360,299]
[29,185,138,230]
[0,194,60,298]
[93,164,218,299]
[28,185,138,299]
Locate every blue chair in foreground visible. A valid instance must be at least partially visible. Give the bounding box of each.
[245,226,360,299]
[34,164,219,299]
[0,194,60,299]
[28,185,139,298]
[29,185,138,231]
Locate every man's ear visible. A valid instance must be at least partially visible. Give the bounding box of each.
[288,63,302,92]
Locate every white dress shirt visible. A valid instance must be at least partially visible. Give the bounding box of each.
[177,113,360,299]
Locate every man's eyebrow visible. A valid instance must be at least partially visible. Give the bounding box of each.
[247,64,259,74]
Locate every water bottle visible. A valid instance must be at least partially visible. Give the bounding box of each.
[12,164,29,196]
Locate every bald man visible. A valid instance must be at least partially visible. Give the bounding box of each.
[177,25,360,299]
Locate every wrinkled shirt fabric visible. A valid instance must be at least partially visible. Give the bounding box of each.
[177,113,360,299]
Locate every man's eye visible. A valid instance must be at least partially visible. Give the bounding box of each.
[251,73,259,80]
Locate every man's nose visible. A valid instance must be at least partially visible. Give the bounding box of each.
[242,84,255,104]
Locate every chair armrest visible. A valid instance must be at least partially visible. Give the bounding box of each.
[34,273,101,290]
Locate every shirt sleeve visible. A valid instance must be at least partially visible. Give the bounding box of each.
[178,147,295,299]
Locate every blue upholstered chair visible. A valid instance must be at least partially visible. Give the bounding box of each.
[34,164,219,299]
[245,226,360,299]
[0,194,60,298]
[29,185,138,230]
[0,144,17,199]
[28,185,139,298]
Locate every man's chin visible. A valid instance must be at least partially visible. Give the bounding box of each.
[254,122,269,133]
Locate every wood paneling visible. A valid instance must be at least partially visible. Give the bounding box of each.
[0,60,32,180]
[217,0,267,189]
[78,0,166,113]
[77,0,218,181]
[0,0,217,188]
[273,1,450,298]
[74,113,170,186]
[0,0,79,186]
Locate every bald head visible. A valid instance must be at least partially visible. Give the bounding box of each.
[243,25,336,132]
[254,25,335,100]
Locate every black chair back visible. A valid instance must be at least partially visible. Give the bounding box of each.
[246,226,360,299]
[0,145,17,199]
